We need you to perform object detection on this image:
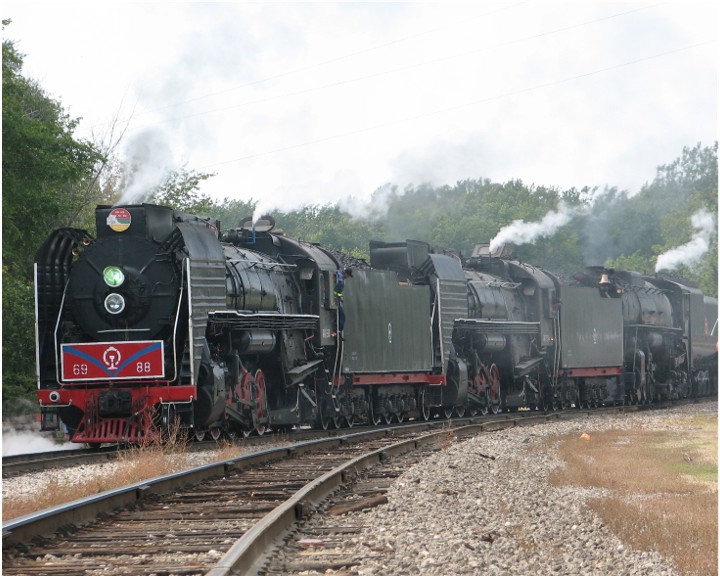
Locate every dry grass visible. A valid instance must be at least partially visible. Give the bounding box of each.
[549,414,718,576]
[2,426,243,522]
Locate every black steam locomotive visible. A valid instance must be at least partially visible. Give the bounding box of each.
[35,203,717,444]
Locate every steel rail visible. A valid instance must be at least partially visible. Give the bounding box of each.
[1,423,438,547]
[2,446,119,477]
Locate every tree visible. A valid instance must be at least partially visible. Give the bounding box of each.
[149,167,216,213]
[601,143,718,296]
[2,27,105,408]
[2,26,104,275]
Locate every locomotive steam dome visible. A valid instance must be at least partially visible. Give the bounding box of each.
[67,205,180,340]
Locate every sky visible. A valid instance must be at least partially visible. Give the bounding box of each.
[2,2,717,216]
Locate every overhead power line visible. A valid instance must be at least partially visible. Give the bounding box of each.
[199,40,714,170]
[116,3,659,132]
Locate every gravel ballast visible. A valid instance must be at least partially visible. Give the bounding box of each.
[293,402,716,576]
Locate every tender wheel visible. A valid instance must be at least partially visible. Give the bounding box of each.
[383,411,393,425]
[210,427,222,441]
[320,414,331,430]
[194,429,206,442]
[370,397,382,426]
[552,397,560,411]
[419,387,432,421]
[455,406,466,418]
[443,406,453,419]
[319,396,332,430]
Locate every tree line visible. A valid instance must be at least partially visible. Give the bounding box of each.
[3,27,717,410]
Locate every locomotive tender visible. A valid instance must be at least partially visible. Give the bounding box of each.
[35,203,718,444]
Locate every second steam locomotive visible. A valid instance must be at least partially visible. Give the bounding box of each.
[35,203,717,444]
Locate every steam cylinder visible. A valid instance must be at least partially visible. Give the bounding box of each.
[476,334,507,352]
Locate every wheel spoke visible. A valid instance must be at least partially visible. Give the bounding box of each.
[254,369,269,435]
[487,363,502,414]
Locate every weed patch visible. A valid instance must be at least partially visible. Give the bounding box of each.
[549,414,718,576]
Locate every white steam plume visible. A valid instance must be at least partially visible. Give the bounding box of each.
[252,199,276,226]
[655,208,716,272]
[3,430,76,455]
[489,204,578,253]
[118,129,175,205]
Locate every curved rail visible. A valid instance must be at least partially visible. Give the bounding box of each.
[206,415,547,575]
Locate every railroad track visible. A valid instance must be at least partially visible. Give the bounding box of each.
[1,423,441,574]
[1,427,336,478]
[6,400,696,575]
[2,406,617,576]
[1,411,548,575]
[2,446,120,478]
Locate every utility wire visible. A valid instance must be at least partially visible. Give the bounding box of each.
[118,3,659,131]
[199,40,714,170]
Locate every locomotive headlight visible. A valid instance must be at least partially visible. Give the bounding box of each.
[104,293,126,315]
[103,266,125,288]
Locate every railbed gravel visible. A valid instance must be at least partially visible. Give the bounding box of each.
[290,402,716,576]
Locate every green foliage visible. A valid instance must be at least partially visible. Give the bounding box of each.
[605,252,655,275]
[272,204,380,259]
[1,268,37,405]
[2,34,104,277]
[206,197,257,230]
[149,168,216,213]
[603,143,718,295]
[2,30,107,407]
